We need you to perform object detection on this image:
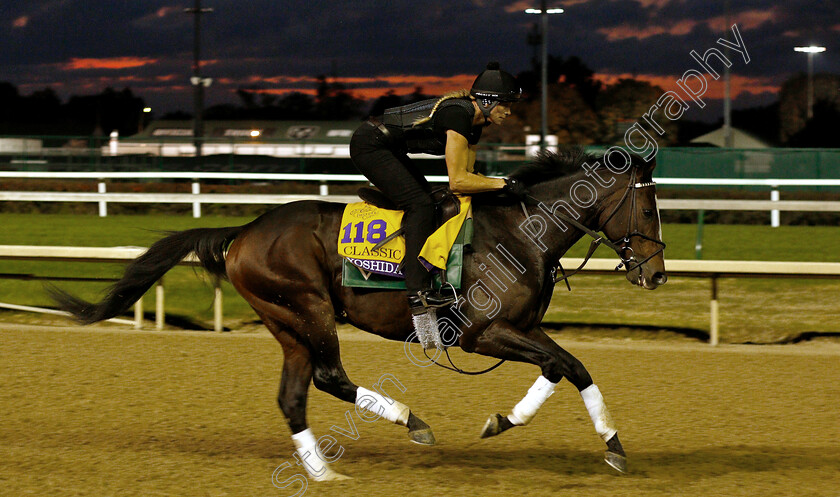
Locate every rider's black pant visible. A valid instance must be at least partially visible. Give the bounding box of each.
[350,122,433,293]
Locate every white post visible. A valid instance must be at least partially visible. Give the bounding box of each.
[109,130,119,156]
[709,277,719,346]
[214,279,223,332]
[319,180,329,196]
[134,297,143,330]
[98,181,107,217]
[770,187,780,228]
[155,279,165,331]
[192,181,201,218]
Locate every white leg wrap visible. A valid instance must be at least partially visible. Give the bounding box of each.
[291,429,331,480]
[412,309,442,350]
[355,387,410,426]
[580,384,617,442]
[507,375,557,426]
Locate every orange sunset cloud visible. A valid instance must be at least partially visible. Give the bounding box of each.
[593,72,779,99]
[64,57,159,70]
[241,74,477,100]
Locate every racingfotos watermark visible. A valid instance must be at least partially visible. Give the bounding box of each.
[403,24,750,364]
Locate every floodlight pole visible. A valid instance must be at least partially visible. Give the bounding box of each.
[526,3,563,153]
[185,0,213,158]
[806,51,815,119]
[794,46,826,120]
[722,0,733,147]
[540,0,548,152]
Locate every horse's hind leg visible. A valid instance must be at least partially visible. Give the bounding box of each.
[469,320,627,473]
[255,310,350,482]
[301,313,437,446]
[254,294,435,458]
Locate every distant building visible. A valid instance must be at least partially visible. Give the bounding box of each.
[113,120,360,158]
[689,126,771,149]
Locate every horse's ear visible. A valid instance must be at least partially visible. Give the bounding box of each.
[631,153,657,175]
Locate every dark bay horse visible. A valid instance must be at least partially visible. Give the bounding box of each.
[51,148,666,480]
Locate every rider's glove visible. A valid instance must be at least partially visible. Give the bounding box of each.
[503,177,529,200]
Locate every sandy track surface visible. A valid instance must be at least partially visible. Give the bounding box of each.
[2,322,839,496]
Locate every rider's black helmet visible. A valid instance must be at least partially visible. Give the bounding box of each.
[470,61,522,103]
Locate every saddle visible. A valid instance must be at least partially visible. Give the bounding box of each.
[357,185,462,236]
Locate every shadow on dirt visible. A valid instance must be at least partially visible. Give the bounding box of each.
[542,322,840,345]
[542,321,710,342]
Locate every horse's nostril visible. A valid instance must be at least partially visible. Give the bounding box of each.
[652,272,667,285]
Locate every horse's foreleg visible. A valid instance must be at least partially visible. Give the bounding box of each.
[470,321,626,472]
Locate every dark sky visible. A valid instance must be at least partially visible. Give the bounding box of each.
[3,0,839,120]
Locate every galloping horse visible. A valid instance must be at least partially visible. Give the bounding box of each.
[51,147,667,479]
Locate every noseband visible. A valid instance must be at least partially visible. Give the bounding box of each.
[522,167,666,286]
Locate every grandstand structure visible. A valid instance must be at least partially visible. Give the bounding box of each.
[117,120,359,158]
[1,121,838,184]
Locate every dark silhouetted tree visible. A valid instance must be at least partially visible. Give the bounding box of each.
[786,100,840,147]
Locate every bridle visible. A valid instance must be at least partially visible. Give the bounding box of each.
[521,166,666,287]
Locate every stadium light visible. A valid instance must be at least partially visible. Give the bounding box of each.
[794,46,826,53]
[138,107,153,134]
[525,2,564,153]
[794,46,827,119]
[525,8,564,14]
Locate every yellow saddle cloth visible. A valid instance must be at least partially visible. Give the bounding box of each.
[338,196,472,278]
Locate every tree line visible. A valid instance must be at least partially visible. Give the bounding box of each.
[1,55,837,146]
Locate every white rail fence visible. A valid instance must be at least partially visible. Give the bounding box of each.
[2,245,840,345]
[2,172,840,224]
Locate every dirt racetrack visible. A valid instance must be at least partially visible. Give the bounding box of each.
[2,323,839,497]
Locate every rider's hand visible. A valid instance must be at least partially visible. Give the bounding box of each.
[503,177,529,200]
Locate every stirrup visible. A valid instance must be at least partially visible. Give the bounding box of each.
[408,289,455,310]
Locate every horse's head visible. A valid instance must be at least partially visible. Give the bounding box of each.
[597,153,667,290]
[505,147,666,289]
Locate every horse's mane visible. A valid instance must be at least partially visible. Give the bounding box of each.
[472,146,598,206]
[509,146,597,187]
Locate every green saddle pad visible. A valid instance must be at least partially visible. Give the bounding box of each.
[341,218,472,290]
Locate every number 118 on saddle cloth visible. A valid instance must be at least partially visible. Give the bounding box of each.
[337,197,472,280]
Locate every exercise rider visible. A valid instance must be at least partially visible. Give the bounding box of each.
[349,61,529,318]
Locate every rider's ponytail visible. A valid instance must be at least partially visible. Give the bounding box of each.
[412,89,472,126]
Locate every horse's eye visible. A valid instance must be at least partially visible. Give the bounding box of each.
[642,209,654,219]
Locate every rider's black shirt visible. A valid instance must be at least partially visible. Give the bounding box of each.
[383,99,483,155]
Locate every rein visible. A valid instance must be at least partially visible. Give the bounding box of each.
[423,347,507,375]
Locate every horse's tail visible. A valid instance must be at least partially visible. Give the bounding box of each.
[49,225,245,325]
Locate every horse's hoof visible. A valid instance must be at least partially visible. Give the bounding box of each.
[409,428,436,446]
[313,467,352,482]
[480,413,515,439]
[480,414,503,439]
[604,451,627,474]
